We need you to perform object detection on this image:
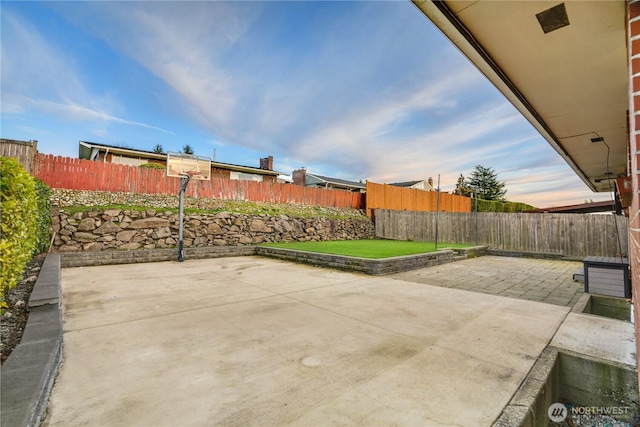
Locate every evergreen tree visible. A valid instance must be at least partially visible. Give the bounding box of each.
[182,144,194,155]
[453,173,472,197]
[466,165,507,201]
[152,144,164,154]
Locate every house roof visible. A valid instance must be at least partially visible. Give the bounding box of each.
[414,1,628,193]
[78,141,279,176]
[306,173,366,189]
[79,140,166,160]
[390,180,423,188]
[524,200,616,214]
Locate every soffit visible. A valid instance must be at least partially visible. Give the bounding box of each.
[413,0,628,192]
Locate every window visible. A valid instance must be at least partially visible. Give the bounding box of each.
[230,171,263,182]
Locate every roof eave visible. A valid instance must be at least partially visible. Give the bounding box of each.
[412,0,597,192]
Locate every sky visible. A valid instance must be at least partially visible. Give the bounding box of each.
[1,1,613,208]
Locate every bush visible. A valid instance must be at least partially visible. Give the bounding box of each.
[139,162,165,170]
[474,199,536,213]
[0,157,41,305]
[34,178,52,253]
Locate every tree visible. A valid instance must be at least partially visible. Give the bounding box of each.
[452,173,472,197]
[466,165,507,201]
[182,144,194,155]
[152,144,164,154]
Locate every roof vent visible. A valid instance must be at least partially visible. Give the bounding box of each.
[536,3,570,34]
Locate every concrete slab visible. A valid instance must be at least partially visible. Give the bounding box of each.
[551,312,636,367]
[43,257,570,427]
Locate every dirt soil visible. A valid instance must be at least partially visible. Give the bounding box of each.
[1,253,46,364]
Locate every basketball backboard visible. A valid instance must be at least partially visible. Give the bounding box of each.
[166,151,211,180]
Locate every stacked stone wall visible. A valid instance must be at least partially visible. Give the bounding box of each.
[50,208,374,253]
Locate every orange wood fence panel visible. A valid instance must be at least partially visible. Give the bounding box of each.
[365,181,470,215]
[33,154,365,209]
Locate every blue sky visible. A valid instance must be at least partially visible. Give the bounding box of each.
[1,1,611,207]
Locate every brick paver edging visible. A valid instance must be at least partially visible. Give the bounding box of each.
[254,246,480,275]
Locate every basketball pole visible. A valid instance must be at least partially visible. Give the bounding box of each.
[178,173,191,262]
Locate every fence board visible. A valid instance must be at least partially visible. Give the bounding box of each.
[375,209,629,259]
[366,181,470,215]
[33,154,364,209]
[1,139,37,174]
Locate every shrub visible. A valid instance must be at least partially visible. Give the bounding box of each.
[34,178,52,253]
[475,199,536,213]
[139,162,165,170]
[0,157,39,306]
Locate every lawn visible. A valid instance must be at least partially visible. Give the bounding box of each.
[263,239,473,259]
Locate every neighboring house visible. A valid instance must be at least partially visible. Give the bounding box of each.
[389,178,435,192]
[78,141,279,183]
[292,168,366,192]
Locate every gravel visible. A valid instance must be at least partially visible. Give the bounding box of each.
[0,253,45,364]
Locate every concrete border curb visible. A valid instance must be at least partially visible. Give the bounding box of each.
[255,246,458,275]
[59,246,255,267]
[1,254,62,427]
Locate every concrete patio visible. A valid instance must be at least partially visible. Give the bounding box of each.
[41,256,577,426]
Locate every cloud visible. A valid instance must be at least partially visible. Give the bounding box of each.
[1,7,172,136]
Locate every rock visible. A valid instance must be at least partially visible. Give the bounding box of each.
[58,243,82,252]
[239,236,253,244]
[193,236,208,246]
[103,209,121,218]
[74,232,99,243]
[83,242,104,252]
[128,217,170,229]
[120,242,141,250]
[77,218,96,232]
[213,239,228,246]
[94,220,122,235]
[146,209,156,217]
[153,227,172,239]
[166,237,177,245]
[116,230,137,242]
[207,223,223,234]
[250,219,273,232]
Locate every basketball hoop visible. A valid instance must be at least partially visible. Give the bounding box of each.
[167,152,211,180]
[167,152,212,262]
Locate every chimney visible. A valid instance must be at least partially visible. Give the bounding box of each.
[292,168,306,186]
[259,155,274,171]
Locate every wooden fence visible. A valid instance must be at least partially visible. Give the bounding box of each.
[33,154,365,209]
[375,209,629,259]
[1,139,37,174]
[366,181,471,216]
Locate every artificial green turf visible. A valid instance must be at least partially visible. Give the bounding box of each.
[263,239,473,259]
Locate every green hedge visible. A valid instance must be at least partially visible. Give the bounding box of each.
[0,157,51,306]
[34,178,52,253]
[139,162,165,170]
[474,199,536,213]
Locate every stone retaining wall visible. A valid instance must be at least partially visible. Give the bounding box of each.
[50,208,374,253]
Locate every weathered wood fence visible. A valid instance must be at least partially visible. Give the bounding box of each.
[33,154,365,209]
[375,209,629,259]
[1,139,38,174]
[366,181,470,216]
